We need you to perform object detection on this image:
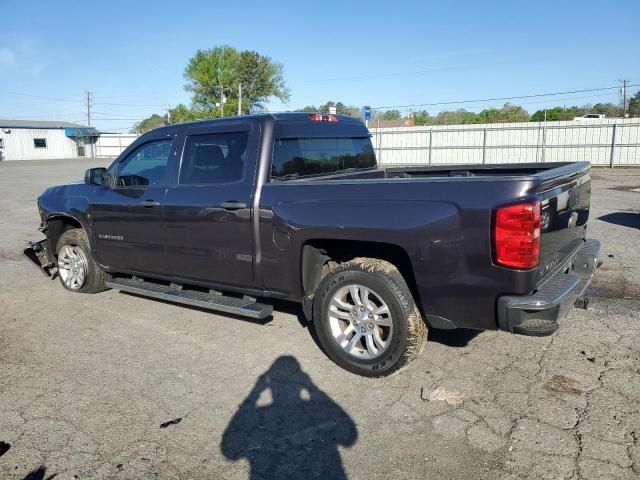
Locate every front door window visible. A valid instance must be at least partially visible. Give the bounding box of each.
[116,139,173,187]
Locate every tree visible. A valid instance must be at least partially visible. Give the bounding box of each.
[531,106,581,122]
[590,102,622,118]
[183,45,290,117]
[530,102,623,122]
[412,110,432,126]
[297,101,358,117]
[432,109,477,125]
[476,103,529,123]
[381,110,401,121]
[628,91,640,118]
[131,113,168,134]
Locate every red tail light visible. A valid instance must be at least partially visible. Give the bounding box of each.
[309,113,338,122]
[493,201,541,269]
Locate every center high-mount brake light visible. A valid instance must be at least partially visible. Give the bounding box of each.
[493,201,541,269]
[309,113,339,122]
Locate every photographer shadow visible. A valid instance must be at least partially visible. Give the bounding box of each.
[220,356,356,480]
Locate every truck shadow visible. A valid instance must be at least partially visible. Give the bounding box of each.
[220,355,356,480]
[428,328,482,347]
[598,212,640,229]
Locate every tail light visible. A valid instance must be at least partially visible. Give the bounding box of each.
[309,113,338,122]
[493,201,541,269]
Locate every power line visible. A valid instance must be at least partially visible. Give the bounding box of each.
[0,89,85,103]
[91,111,149,118]
[93,100,167,107]
[399,91,622,114]
[0,88,168,107]
[372,84,640,110]
[304,63,498,85]
[92,118,150,121]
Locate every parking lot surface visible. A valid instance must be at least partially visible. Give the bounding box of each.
[1,159,639,480]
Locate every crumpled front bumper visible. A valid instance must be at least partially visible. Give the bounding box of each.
[497,239,601,336]
[23,239,57,278]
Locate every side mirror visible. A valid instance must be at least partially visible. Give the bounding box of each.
[84,167,107,186]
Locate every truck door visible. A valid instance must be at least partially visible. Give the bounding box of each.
[162,122,258,288]
[90,129,179,274]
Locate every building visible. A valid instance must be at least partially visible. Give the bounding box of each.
[0,120,99,161]
[367,117,415,129]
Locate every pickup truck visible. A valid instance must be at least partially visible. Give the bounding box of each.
[25,113,601,376]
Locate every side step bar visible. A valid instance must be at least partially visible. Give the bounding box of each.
[105,277,273,319]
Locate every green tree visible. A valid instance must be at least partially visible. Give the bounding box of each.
[298,101,358,117]
[412,110,432,126]
[433,109,477,125]
[627,91,640,118]
[476,103,529,123]
[381,110,401,121]
[531,106,582,122]
[590,102,622,118]
[131,113,168,134]
[183,45,290,117]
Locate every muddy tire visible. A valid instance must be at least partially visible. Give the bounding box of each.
[56,228,108,294]
[312,257,426,377]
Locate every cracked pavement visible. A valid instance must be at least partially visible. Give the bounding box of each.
[0,160,639,479]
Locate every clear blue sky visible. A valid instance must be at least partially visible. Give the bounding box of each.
[1,0,638,131]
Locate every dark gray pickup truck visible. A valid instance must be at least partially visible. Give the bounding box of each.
[26,112,601,376]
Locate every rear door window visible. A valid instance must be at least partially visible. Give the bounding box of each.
[271,137,376,180]
[179,131,248,185]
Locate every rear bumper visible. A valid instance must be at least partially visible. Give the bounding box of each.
[497,239,601,336]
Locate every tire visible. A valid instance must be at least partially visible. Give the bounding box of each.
[312,257,426,377]
[55,228,108,294]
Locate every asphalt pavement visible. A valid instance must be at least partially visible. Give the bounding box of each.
[0,159,638,479]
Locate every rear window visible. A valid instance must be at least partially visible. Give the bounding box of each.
[271,137,376,180]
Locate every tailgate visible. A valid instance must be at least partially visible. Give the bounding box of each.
[536,164,591,282]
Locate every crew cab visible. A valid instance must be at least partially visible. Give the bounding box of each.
[26,113,601,376]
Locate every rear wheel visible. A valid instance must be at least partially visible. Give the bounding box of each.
[312,257,426,377]
[56,228,108,294]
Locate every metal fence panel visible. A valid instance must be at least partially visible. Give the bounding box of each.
[370,118,640,167]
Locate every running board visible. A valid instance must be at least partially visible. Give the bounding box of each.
[105,277,273,319]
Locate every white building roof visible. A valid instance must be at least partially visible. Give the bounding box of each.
[0,119,90,129]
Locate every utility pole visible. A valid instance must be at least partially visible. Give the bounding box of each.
[238,84,242,116]
[85,91,95,158]
[219,85,225,117]
[620,79,629,118]
[166,103,172,124]
[85,91,92,127]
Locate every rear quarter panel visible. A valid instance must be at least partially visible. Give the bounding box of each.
[258,176,542,330]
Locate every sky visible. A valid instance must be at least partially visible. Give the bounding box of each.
[1,0,639,132]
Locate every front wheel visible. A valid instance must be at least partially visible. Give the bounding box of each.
[312,258,426,377]
[56,228,108,294]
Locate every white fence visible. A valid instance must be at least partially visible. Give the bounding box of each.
[369,118,640,167]
[91,119,640,167]
[95,133,138,158]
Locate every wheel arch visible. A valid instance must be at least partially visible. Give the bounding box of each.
[44,214,86,259]
[300,239,419,301]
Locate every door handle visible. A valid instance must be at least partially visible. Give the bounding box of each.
[220,201,247,210]
[141,199,161,208]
